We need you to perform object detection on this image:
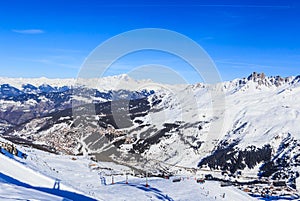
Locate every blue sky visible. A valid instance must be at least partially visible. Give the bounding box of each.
[0,0,299,83]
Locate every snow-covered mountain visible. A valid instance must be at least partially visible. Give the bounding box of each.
[1,72,300,192]
[0,74,153,91]
[0,75,154,131]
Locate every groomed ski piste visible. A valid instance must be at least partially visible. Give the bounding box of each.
[0,139,256,201]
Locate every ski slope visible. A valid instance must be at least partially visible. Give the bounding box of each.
[0,145,256,201]
[0,153,97,200]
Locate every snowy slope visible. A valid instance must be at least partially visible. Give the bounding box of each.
[0,154,76,191]
[0,182,64,201]
[0,153,97,200]
[1,143,256,201]
[198,74,300,171]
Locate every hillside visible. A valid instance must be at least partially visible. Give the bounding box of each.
[0,138,256,200]
[1,72,300,199]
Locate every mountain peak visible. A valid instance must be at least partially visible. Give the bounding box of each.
[247,72,266,81]
[246,72,290,87]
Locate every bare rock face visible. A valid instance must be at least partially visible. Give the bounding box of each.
[247,72,264,81]
[246,72,290,87]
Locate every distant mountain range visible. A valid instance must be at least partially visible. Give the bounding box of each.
[1,72,300,188]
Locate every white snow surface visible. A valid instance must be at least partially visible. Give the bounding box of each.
[0,144,256,201]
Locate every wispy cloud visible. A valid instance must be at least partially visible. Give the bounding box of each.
[190,4,290,9]
[31,58,80,69]
[12,29,45,34]
[216,59,300,73]
[11,57,80,70]
[96,4,291,9]
[215,60,274,69]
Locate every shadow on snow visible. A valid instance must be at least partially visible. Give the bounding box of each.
[0,173,97,201]
[251,194,299,200]
[115,181,174,201]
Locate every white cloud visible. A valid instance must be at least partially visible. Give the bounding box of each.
[12,29,45,34]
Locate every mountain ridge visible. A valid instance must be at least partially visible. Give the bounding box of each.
[1,72,300,190]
